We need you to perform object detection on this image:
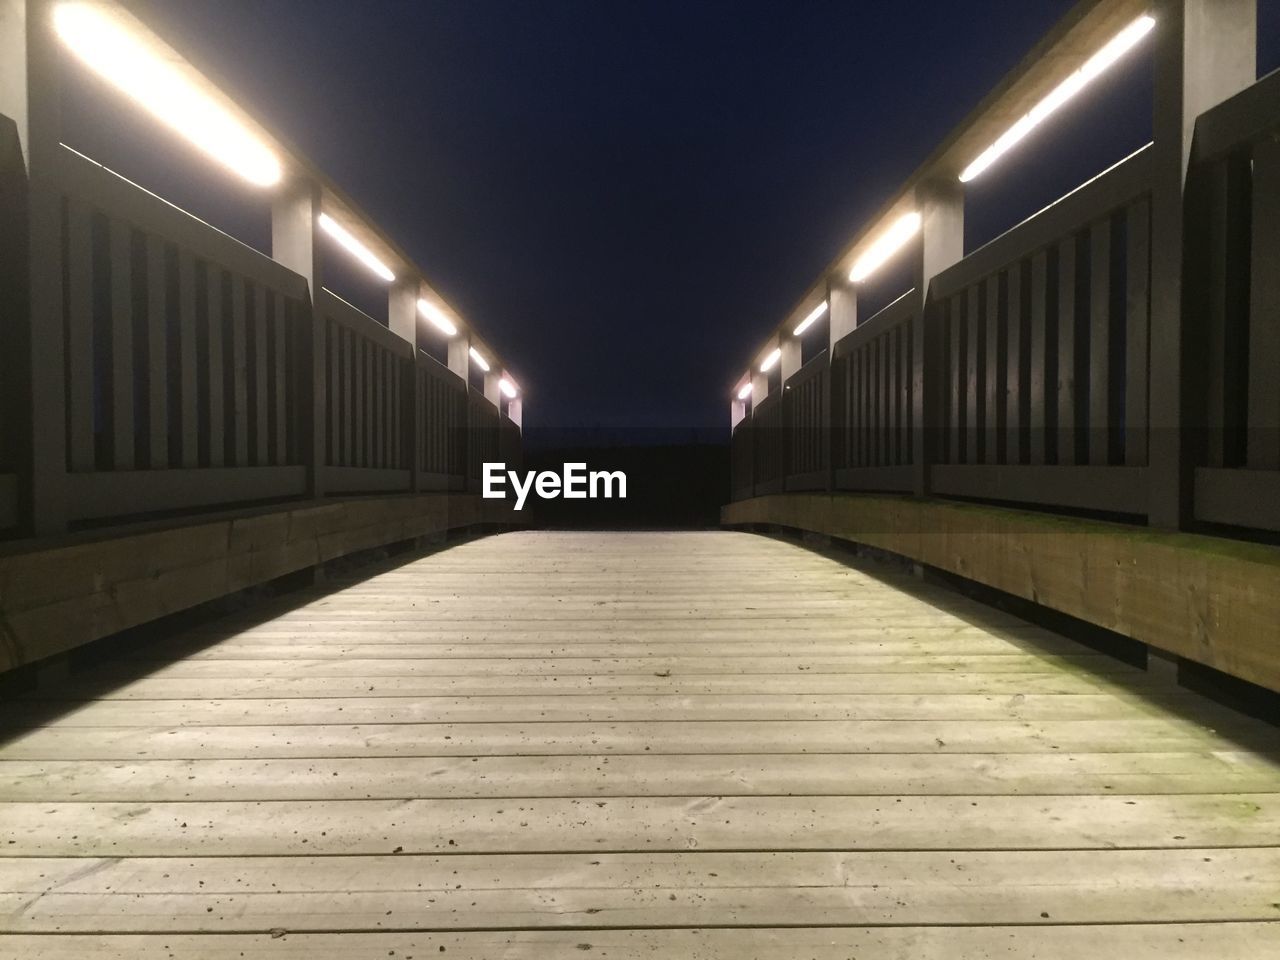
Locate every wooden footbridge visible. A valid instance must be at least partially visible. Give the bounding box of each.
[3,531,1279,958]
[1,0,1279,957]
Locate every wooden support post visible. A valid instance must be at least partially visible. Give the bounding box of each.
[447,334,470,382]
[827,278,855,491]
[482,369,501,407]
[779,337,802,384]
[751,335,778,409]
[828,278,856,350]
[1148,0,1255,527]
[913,178,964,496]
[271,176,324,498]
[10,0,69,535]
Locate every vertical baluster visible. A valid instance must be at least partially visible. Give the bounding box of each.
[1057,237,1077,465]
[65,200,95,472]
[177,251,197,467]
[984,274,1001,464]
[1089,217,1112,466]
[1006,264,1023,465]
[108,220,134,470]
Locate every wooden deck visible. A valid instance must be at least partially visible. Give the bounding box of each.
[1,530,1279,958]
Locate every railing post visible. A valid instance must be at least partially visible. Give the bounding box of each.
[828,277,856,492]
[1148,0,1255,528]
[912,178,964,499]
[9,0,69,535]
[271,176,325,499]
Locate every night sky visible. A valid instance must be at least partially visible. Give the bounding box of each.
[59,1,1280,444]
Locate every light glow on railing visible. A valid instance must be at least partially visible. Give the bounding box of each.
[53,3,283,187]
[736,383,753,401]
[499,378,518,399]
[417,299,458,336]
[759,347,782,372]
[849,212,921,283]
[318,213,396,282]
[469,347,491,372]
[959,15,1156,183]
[792,301,828,336]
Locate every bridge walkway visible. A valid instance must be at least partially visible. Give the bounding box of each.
[1,531,1278,958]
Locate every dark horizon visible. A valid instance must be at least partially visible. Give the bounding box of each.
[54,0,1280,440]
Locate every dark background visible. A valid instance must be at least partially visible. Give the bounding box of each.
[55,1,1280,523]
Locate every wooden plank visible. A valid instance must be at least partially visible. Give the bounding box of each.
[928,464,1146,514]
[1193,467,1280,532]
[0,717,1228,761]
[205,266,225,467]
[64,199,95,472]
[176,250,198,468]
[966,282,981,464]
[62,466,307,521]
[1005,264,1022,464]
[272,291,288,465]
[949,293,963,463]
[3,793,1278,856]
[253,282,269,465]
[1248,138,1280,471]
[375,344,386,467]
[1028,250,1048,465]
[1089,217,1112,465]
[230,274,249,466]
[0,692,1178,727]
[3,925,1278,960]
[326,319,339,466]
[984,273,1001,464]
[3,849,1280,932]
[108,218,134,470]
[1056,236,1077,465]
[24,672,1146,700]
[145,235,168,468]
[1125,198,1150,467]
[7,751,1274,800]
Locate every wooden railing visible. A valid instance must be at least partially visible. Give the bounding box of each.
[925,148,1152,515]
[0,130,516,535]
[0,117,26,536]
[831,293,915,493]
[320,289,412,495]
[54,145,312,523]
[0,0,522,539]
[730,147,1161,518]
[1188,69,1280,533]
[730,10,1279,540]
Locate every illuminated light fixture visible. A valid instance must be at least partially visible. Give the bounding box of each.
[417,299,458,337]
[792,301,829,336]
[469,346,491,372]
[53,3,282,187]
[959,15,1156,183]
[318,213,395,282]
[736,383,753,401]
[849,211,921,283]
[499,378,518,399]
[759,347,782,373]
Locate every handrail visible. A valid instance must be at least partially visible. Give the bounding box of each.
[929,146,1152,301]
[736,0,1150,365]
[832,289,916,360]
[55,0,519,382]
[1192,66,1280,163]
